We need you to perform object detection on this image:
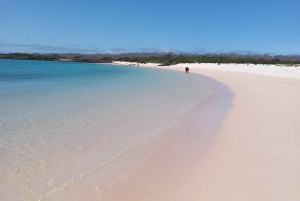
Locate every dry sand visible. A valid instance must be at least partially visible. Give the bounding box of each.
[106,62,300,201]
[113,61,300,79]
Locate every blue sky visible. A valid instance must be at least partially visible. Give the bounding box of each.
[1,0,299,54]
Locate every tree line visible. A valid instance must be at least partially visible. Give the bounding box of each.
[1,52,300,66]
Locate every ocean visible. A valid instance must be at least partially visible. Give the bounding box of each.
[0,59,212,200]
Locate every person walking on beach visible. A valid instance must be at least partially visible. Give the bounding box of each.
[185,67,189,73]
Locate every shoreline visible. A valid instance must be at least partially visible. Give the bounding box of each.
[111,61,300,79]
[46,62,300,200]
[107,62,300,200]
[44,65,233,201]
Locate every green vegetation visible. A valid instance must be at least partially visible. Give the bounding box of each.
[1,53,62,61]
[117,54,300,66]
[0,53,114,63]
[1,52,300,66]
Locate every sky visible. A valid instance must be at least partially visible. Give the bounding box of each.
[1,0,299,55]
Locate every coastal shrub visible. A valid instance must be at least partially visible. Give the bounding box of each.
[1,53,300,66]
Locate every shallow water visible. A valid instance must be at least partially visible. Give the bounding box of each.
[0,59,212,200]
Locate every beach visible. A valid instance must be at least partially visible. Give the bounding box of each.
[2,0,299,199]
[3,60,299,200]
[97,62,300,201]
[2,0,300,200]
[45,62,300,200]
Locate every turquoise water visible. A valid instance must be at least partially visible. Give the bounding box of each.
[0,59,212,200]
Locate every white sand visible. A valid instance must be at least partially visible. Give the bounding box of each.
[185,70,300,201]
[113,61,300,79]
[108,61,300,201]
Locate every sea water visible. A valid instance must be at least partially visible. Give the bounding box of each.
[0,59,212,200]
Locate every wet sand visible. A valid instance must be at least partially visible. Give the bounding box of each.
[45,67,232,201]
